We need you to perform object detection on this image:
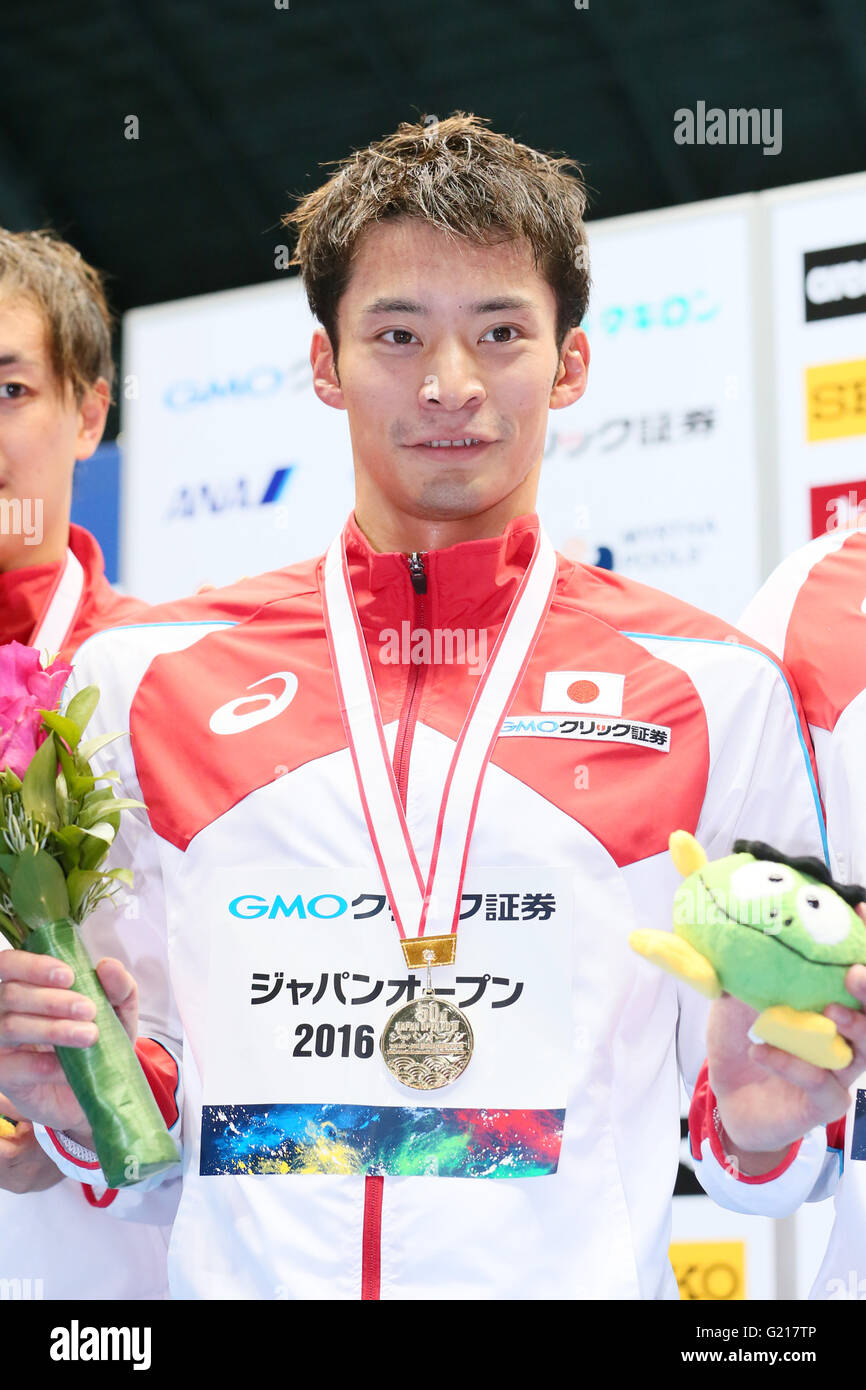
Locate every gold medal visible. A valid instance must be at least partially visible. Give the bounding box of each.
[380,948,473,1090]
[380,993,474,1091]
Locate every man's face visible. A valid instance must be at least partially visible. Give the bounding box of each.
[0,295,108,569]
[311,217,588,527]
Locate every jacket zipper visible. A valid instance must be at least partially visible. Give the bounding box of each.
[393,553,428,805]
[360,550,428,1301]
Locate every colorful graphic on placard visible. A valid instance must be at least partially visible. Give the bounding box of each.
[850,1089,866,1161]
[200,1103,565,1178]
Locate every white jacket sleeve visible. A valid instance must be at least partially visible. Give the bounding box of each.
[677,643,837,1213]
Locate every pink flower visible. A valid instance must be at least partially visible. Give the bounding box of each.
[0,642,73,778]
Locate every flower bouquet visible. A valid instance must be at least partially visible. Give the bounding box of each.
[0,641,178,1187]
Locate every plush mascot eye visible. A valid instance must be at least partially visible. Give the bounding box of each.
[729,861,795,911]
[795,884,851,945]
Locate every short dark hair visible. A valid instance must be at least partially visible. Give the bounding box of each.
[283,112,591,362]
[0,227,114,402]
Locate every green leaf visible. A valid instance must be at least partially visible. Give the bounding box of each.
[79,824,115,872]
[0,769,22,793]
[82,787,112,808]
[78,798,144,830]
[104,867,134,888]
[77,731,125,764]
[9,849,70,929]
[62,686,100,737]
[56,743,94,799]
[49,824,87,851]
[20,737,59,829]
[39,710,83,750]
[54,767,70,825]
[0,907,24,950]
[48,823,121,875]
[0,853,17,877]
[66,868,104,915]
[45,824,86,874]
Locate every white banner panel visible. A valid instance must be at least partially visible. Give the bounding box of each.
[538,201,761,621]
[121,278,354,601]
[768,174,866,556]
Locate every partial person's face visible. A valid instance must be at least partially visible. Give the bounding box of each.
[0,296,108,570]
[310,216,588,533]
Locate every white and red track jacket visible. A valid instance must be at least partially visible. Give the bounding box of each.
[738,526,866,1300]
[35,511,833,1300]
[0,523,174,1299]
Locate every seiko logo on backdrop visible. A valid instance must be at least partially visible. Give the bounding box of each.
[804,243,866,323]
[163,366,287,410]
[165,465,293,521]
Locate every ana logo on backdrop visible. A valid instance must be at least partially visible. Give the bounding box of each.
[165,465,293,521]
[805,359,866,443]
[804,243,866,323]
[541,671,625,716]
[209,672,299,734]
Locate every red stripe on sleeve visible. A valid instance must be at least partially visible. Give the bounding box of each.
[826,1116,847,1152]
[135,1038,180,1127]
[82,1184,118,1208]
[44,1126,101,1170]
[688,1061,801,1183]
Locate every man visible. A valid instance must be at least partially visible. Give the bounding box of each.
[0,228,174,1298]
[1,116,862,1300]
[738,524,866,1298]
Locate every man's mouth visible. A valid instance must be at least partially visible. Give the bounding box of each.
[411,438,493,454]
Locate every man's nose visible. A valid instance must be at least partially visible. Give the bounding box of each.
[418,347,485,411]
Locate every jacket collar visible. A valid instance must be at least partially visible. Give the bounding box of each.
[342,510,546,634]
[0,523,106,648]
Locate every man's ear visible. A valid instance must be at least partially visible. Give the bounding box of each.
[550,327,589,412]
[311,328,345,410]
[75,377,110,461]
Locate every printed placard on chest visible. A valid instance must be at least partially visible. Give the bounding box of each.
[199,867,574,1179]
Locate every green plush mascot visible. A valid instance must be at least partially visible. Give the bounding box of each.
[630,832,866,1070]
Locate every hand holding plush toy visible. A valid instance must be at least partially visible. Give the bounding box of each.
[630,832,866,1070]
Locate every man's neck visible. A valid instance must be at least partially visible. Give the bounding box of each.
[353,489,539,555]
[0,529,69,575]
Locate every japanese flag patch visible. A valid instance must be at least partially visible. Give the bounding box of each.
[541,670,625,716]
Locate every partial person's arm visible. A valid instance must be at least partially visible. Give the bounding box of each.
[677,643,844,1211]
[0,628,185,1217]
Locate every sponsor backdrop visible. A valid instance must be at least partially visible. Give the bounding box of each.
[114,171,864,1297]
[767,173,866,553]
[538,198,762,621]
[120,199,764,619]
[121,279,354,601]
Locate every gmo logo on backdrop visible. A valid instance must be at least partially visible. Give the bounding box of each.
[163,366,288,411]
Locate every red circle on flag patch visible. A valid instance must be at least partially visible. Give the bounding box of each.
[566,679,600,704]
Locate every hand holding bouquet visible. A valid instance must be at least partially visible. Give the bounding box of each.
[0,642,178,1187]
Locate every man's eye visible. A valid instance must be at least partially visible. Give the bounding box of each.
[380,329,418,345]
[480,326,519,343]
[0,382,27,399]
